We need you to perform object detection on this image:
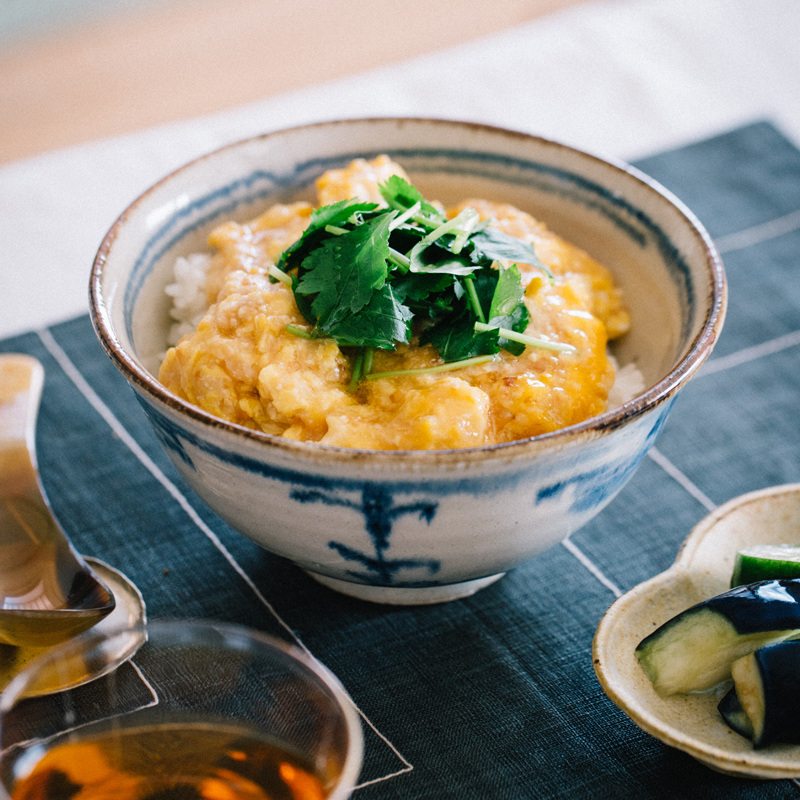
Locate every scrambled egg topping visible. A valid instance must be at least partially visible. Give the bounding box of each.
[158,156,630,450]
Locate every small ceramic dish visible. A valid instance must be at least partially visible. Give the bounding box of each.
[90,118,726,604]
[593,483,800,778]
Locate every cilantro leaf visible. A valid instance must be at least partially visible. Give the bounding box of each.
[470,226,552,277]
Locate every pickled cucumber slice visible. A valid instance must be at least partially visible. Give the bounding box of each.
[731,544,800,588]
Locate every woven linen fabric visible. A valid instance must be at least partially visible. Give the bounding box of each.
[2,120,800,799]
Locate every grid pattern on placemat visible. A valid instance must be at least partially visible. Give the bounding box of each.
[2,120,800,799]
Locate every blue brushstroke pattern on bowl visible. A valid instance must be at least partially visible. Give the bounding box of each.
[90,118,726,604]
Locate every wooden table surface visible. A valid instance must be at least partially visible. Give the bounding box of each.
[1,0,584,167]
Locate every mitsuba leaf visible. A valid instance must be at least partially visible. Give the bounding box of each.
[470,226,551,276]
[379,175,443,221]
[278,199,378,272]
[409,240,480,276]
[420,270,500,361]
[322,284,413,349]
[421,303,499,362]
[281,176,549,367]
[296,213,393,327]
[290,273,315,324]
[489,264,525,319]
[310,199,378,230]
[485,264,530,356]
[391,271,454,304]
[489,303,531,356]
[470,269,501,320]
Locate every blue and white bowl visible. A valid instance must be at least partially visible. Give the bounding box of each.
[90,118,726,604]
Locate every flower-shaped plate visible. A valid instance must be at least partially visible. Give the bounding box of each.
[593,483,800,778]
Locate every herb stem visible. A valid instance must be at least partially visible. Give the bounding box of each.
[420,207,478,249]
[389,202,420,230]
[286,324,314,339]
[269,264,293,286]
[474,322,577,353]
[388,248,411,271]
[349,348,365,392]
[365,355,496,380]
[362,346,374,376]
[324,224,350,236]
[450,209,480,254]
[464,277,486,323]
[412,211,445,229]
[383,192,442,228]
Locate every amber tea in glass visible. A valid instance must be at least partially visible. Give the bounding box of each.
[0,621,362,800]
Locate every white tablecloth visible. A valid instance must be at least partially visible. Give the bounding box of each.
[2,0,798,340]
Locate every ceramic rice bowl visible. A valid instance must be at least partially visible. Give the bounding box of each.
[90,118,726,604]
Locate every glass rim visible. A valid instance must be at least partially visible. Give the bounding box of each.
[0,618,364,800]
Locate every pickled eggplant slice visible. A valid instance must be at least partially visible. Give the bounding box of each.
[724,639,800,748]
[635,579,800,696]
[718,686,754,740]
[731,544,800,588]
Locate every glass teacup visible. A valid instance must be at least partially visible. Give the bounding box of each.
[0,619,362,799]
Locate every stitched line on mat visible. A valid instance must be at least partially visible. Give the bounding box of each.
[37,327,413,790]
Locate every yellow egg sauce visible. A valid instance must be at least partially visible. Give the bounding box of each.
[158,156,630,450]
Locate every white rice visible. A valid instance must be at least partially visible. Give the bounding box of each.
[163,254,646,407]
[607,357,647,408]
[164,253,213,346]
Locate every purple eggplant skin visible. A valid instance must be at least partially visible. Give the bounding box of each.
[639,580,800,645]
[732,639,800,749]
[686,580,800,633]
[718,688,754,740]
[636,579,800,695]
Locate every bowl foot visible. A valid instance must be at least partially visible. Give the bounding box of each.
[305,572,506,605]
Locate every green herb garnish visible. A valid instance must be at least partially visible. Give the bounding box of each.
[365,355,497,380]
[279,175,570,386]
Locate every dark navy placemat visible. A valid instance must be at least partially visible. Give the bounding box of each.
[3,120,800,799]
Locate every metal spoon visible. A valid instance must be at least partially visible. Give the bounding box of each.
[0,353,115,647]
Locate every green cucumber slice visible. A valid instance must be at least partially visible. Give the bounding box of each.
[731,544,800,588]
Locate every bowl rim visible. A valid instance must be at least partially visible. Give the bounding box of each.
[89,116,727,465]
